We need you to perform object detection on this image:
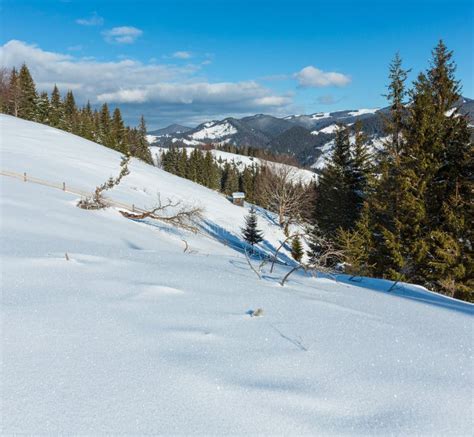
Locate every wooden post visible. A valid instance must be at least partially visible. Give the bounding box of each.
[62,182,66,191]
[23,172,27,182]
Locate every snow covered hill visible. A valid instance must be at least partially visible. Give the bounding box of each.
[1,114,473,435]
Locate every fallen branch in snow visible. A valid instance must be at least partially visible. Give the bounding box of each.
[244,249,263,280]
[244,250,269,280]
[120,194,203,233]
[280,264,304,286]
[78,155,130,210]
[181,239,189,253]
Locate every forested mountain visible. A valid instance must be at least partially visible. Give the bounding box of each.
[148,98,473,167]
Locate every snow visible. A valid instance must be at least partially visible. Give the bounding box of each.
[190,121,238,140]
[311,112,331,119]
[171,137,202,146]
[311,123,339,135]
[145,134,158,144]
[347,108,379,116]
[1,114,473,435]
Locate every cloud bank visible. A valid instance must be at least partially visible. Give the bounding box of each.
[0,40,293,126]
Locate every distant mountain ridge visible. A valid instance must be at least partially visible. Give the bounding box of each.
[148,97,473,167]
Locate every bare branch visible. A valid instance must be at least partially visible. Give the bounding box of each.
[120,195,203,233]
[244,249,262,280]
[280,264,303,286]
[256,163,309,229]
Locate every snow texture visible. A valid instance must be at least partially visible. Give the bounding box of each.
[1,114,473,435]
[190,121,238,140]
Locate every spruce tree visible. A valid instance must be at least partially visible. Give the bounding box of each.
[99,103,112,148]
[242,206,264,246]
[176,148,188,177]
[314,124,354,235]
[62,90,77,133]
[49,85,62,127]
[420,41,473,298]
[111,107,126,153]
[17,64,37,121]
[133,115,153,164]
[79,101,95,141]
[222,163,239,194]
[36,91,50,124]
[7,67,20,116]
[291,235,304,262]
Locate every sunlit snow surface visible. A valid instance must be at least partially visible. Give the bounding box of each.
[1,115,473,435]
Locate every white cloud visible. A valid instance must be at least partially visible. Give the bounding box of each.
[295,66,351,88]
[97,82,293,109]
[103,26,143,44]
[0,40,292,125]
[76,12,104,26]
[172,51,192,59]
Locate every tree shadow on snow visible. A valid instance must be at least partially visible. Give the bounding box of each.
[334,274,474,316]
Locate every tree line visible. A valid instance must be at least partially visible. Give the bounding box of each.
[0,64,152,163]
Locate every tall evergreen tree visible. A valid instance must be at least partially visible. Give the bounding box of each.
[111,107,126,153]
[7,67,20,117]
[314,124,355,235]
[242,206,264,247]
[17,64,37,120]
[99,103,112,148]
[136,115,153,164]
[222,163,239,194]
[35,91,50,124]
[49,85,62,128]
[62,90,77,133]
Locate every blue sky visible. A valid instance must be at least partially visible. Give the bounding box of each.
[1,0,472,128]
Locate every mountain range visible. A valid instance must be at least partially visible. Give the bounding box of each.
[147,97,474,168]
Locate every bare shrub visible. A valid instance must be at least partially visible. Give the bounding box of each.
[256,163,308,229]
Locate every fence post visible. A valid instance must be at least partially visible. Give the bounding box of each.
[62,182,66,191]
[23,172,27,182]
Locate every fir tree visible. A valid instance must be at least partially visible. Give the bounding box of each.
[383,52,410,156]
[176,148,188,177]
[35,91,50,124]
[133,115,153,164]
[203,150,220,189]
[49,85,62,128]
[291,235,304,262]
[111,107,126,153]
[99,103,112,148]
[242,206,264,246]
[62,90,77,132]
[17,64,37,121]
[7,67,20,117]
[223,163,240,194]
[314,124,354,235]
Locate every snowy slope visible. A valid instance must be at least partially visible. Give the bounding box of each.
[1,115,473,435]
